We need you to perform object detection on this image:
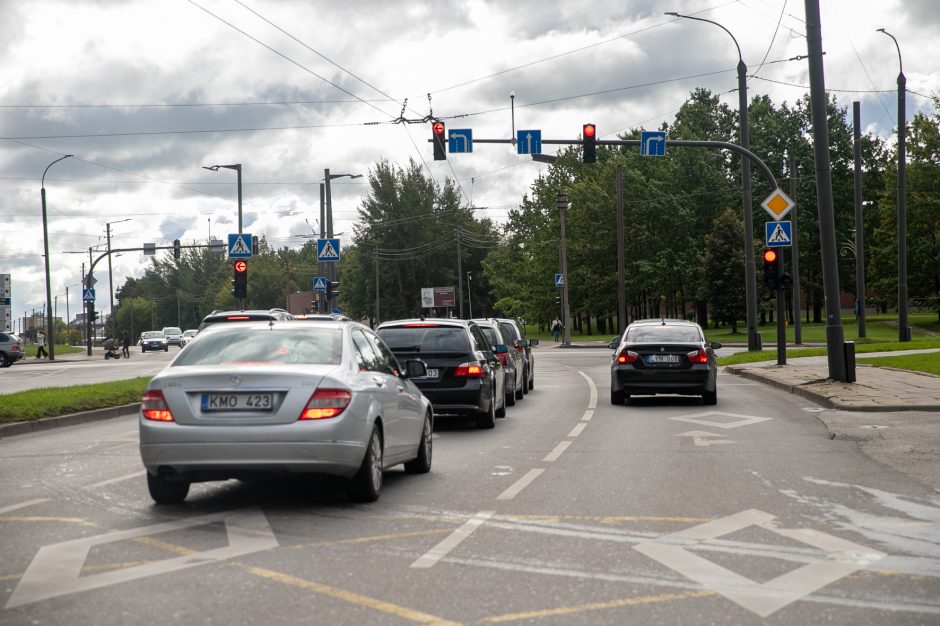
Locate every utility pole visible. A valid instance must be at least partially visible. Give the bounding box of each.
[373,244,379,326]
[616,164,626,335]
[853,101,867,338]
[319,183,326,313]
[557,192,571,347]
[789,157,802,345]
[456,228,464,318]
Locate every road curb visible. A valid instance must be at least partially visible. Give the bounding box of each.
[0,403,140,439]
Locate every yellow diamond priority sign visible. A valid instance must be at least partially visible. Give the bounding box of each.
[761,188,795,221]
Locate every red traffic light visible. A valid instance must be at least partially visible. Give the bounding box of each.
[583,123,596,138]
[432,121,445,136]
[763,249,778,263]
[233,260,248,273]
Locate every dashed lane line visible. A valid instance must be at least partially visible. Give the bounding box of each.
[542,441,571,463]
[0,499,50,514]
[567,423,587,438]
[578,370,597,409]
[85,470,146,490]
[410,510,496,569]
[496,469,545,501]
[580,409,594,422]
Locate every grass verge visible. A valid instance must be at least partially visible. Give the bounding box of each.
[0,377,149,423]
[857,351,940,376]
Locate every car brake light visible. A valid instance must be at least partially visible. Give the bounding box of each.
[453,362,484,377]
[141,390,174,422]
[403,323,439,327]
[616,350,639,364]
[687,349,709,364]
[300,388,351,420]
[226,315,250,320]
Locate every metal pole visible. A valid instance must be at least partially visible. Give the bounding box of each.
[776,253,786,365]
[557,192,571,347]
[790,157,802,344]
[737,60,759,351]
[853,101,867,338]
[65,286,70,345]
[86,249,94,356]
[467,272,473,319]
[456,229,464,318]
[897,64,909,340]
[324,169,335,311]
[40,154,73,360]
[236,164,243,234]
[374,244,379,326]
[804,0,847,381]
[106,222,114,339]
[616,164,626,335]
[319,183,326,313]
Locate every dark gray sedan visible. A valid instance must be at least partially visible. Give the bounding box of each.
[139,321,433,504]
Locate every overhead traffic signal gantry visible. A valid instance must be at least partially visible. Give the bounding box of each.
[762,249,780,291]
[582,123,597,163]
[432,121,446,161]
[233,260,248,299]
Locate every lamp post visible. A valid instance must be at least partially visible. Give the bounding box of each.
[467,272,473,319]
[40,154,73,360]
[666,12,759,350]
[323,170,363,311]
[105,218,131,339]
[877,28,909,342]
[202,164,243,232]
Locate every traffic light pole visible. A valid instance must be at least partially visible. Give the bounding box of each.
[557,192,571,347]
[776,255,786,366]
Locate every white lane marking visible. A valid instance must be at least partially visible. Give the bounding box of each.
[567,423,587,438]
[674,431,734,447]
[0,498,51,514]
[578,371,597,409]
[670,411,772,430]
[410,510,495,569]
[634,509,885,618]
[543,441,572,463]
[7,508,278,608]
[497,469,545,501]
[580,410,594,422]
[85,470,146,490]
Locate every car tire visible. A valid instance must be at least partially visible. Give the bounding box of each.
[515,381,524,400]
[147,473,190,504]
[349,425,383,502]
[521,367,529,395]
[702,389,718,405]
[404,412,433,474]
[164,346,169,352]
[1,354,11,368]
[141,347,146,353]
[611,388,625,405]
[476,387,497,429]
[528,369,535,391]
[506,385,516,407]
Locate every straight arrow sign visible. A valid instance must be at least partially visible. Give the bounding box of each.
[675,431,734,447]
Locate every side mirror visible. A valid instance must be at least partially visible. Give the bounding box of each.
[710,341,723,350]
[608,337,620,350]
[528,338,539,347]
[404,359,427,379]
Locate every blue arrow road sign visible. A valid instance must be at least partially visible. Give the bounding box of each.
[517,130,542,155]
[555,273,565,288]
[449,129,473,153]
[766,221,793,247]
[641,131,666,157]
[317,238,341,262]
[312,277,328,292]
[82,288,96,302]
[228,233,253,258]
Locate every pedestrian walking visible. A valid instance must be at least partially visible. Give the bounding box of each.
[36,330,48,358]
[551,317,562,343]
[122,330,131,358]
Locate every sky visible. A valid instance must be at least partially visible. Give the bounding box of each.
[1,0,937,331]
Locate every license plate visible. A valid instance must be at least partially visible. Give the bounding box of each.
[202,393,273,411]
[416,368,439,380]
[647,354,679,364]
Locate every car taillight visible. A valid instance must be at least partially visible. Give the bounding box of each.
[616,350,639,364]
[454,362,484,377]
[687,349,709,364]
[300,388,351,420]
[513,342,524,353]
[141,390,174,422]
[494,352,508,366]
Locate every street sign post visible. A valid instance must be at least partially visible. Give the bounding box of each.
[228,233,253,258]
[641,131,667,156]
[312,277,328,293]
[516,130,542,155]
[448,129,473,153]
[317,238,341,262]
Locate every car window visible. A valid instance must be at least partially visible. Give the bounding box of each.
[174,327,342,366]
[625,326,703,343]
[469,326,491,352]
[378,326,470,353]
[498,322,520,342]
[480,326,502,347]
[365,332,401,376]
[351,329,382,372]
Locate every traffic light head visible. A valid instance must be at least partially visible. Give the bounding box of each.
[432,121,446,161]
[582,123,597,164]
[762,249,780,291]
[173,239,181,260]
[233,260,248,299]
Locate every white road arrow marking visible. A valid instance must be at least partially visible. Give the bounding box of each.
[675,430,734,446]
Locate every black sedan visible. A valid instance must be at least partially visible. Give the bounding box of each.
[609,319,721,405]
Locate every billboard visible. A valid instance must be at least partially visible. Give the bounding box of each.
[421,286,456,309]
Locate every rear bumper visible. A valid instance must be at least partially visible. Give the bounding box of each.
[612,366,715,396]
[417,382,488,415]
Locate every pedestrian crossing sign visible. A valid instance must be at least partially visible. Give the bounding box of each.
[317,238,341,262]
[765,221,792,247]
[312,277,328,292]
[228,233,253,258]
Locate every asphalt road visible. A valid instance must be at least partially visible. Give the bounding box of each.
[2,348,939,624]
[0,348,177,393]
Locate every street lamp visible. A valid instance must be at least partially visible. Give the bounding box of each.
[467,272,473,319]
[877,28,909,342]
[666,12,759,351]
[105,218,132,339]
[41,154,73,360]
[202,164,243,232]
[322,170,363,311]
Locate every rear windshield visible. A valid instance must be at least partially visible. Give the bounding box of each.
[175,327,342,366]
[142,331,164,339]
[498,322,520,341]
[377,326,470,353]
[624,325,703,343]
[163,327,182,335]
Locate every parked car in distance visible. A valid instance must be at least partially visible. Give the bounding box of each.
[162,327,184,347]
[140,330,168,352]
[295,313,352,321]
[139,320,433,504]
[181,329,198,346]
[198,308,294,331]
[494,318,539,393]
[0,332,25,367]
[609,319,721,406]
[473,318,524,406]
[376,319,505,429]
